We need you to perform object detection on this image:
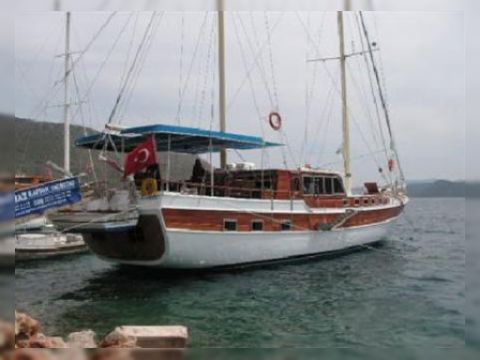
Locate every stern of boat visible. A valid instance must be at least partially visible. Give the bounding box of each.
[81,212,167,264]
[49,192,170,265]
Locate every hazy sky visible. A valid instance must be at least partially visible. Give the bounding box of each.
[7,0,476,183]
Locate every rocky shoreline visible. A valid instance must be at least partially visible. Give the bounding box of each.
[0,312,187,359]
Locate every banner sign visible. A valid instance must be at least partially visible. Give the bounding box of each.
[0,192,14,222]
[14,177,82,219]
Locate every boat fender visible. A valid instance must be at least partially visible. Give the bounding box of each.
[269,112,282,131]
[141,178,157,196]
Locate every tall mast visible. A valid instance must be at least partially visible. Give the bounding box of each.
[337,10,351,194]
[63,11,71,175]
[217,0,227,169]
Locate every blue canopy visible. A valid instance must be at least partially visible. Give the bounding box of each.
[76,124,282,154]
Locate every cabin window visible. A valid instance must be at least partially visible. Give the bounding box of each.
[303,175,344,195]
[252,220,264,231]
[354,199,360,206]
[281,220,292,231]
[224,219,237,231]
[303,177,315,195]
[263,180,273,190]
[325,177,333,194]
[343,199,349,207]
[333,178,344,194]
[363,198,369,206]
[315,177,325,194]
[254,179,273,192]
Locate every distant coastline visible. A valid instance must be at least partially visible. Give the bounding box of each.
[407,180,470,198]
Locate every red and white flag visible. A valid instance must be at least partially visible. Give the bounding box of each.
[123,135,157,177]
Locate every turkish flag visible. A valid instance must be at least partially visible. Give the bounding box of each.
[123,135,157,177]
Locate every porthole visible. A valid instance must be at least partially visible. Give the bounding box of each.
[252,220,264,231]
[281,220,292,231]
[224,219,237,231]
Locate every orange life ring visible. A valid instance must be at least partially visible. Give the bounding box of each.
[269,112,282,131]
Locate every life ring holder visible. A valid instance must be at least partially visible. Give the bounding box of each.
[269,112,282,131]
[141,178,158,197]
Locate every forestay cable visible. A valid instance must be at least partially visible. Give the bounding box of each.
[358,12,405,184]
[107,12,158,124]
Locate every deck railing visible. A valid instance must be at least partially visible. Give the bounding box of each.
[154,180,391,208]
[159,180,289,200]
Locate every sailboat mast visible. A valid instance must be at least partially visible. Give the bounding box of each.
[63,11,71,175]
[217,0,227,169]
[337,10,352,194]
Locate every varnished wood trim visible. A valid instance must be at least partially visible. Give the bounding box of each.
[162,204,403,232]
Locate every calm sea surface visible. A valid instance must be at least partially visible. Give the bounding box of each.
[15,198,465,348]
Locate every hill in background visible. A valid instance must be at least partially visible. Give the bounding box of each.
[1,116,477,197]
[1,116,198,181]
[407,180,467,198]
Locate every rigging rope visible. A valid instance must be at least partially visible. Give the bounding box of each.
[354,13,387,153]
[232,14,265,131]
[358,12,406,184]
[264,13,280,109]
[71,67,98,184]
[115,13,163,124]
[232,14,272,176]
[27,12,117,125]
[19,22,68,169]
[311,81,336,167]
[302,12,328,166]
[107,12,158,124]
[233,13,297,170]
[69,12,134,130]
[249,12,270,97]
[196,17,216,128]
[237,14,276,109]
[302,12,332,164]
[175,12,210,124]
[55,12,118,87]
[227,13,285,112]
[177,14,185,124]
[296,12,391,184]
[115,13,139,109]
[345,61,391,184]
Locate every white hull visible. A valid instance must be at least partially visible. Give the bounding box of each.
[15,233,88,261]
[60,192,405,269]
[98,217,395,269]
[16,216,49,232]
[166,222,392,268]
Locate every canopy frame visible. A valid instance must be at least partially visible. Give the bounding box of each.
[76,123,282,154]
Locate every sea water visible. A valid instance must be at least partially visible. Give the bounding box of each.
[15,198,465,348]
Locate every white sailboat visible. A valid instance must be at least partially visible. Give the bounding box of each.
[50,8,408,269]
[14,11,88,261]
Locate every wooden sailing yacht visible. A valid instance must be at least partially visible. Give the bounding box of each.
[50,8,408,269]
